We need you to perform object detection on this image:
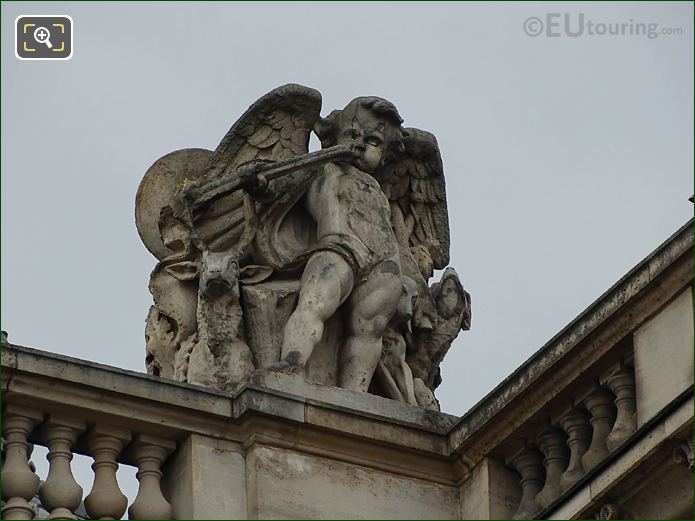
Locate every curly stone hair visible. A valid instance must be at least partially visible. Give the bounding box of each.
[314,96,407,167]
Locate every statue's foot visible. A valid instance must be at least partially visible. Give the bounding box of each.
[265,350,304,375]
[250,356,302,382]
[248,351,305,387]
[264,359,302,376]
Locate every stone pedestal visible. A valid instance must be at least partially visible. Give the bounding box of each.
[161,374,460,519]
[241,280,344,386]
[245,444,456,519]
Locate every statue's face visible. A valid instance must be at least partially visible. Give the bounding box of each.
[437,277,461,318]
[336,109,392,174]
[395,277,419,323]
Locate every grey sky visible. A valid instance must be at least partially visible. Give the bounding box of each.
[2,2,692,421]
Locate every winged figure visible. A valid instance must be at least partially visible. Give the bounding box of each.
[135,84,468,407]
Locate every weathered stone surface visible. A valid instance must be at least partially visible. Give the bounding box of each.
[545,397,694,520]
[135,84,469,407]
[535,426,569,509]
[246,371,458,435]
[581,387,616,472]
[5,346,462,519]
[407,268,471,392]
[3,343,457,454]
[241,279,343,386]
[506,447,544,519]
[458,457,520,520]
[241,280,300,369]
[604,367,637,451]
[246,445,458,519]
[162,435,246,520]
[634,286,694,427]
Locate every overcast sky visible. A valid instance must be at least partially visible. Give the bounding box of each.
[2,2,692,422]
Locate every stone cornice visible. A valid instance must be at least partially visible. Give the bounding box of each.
[448,218,693,463]
[1,342,458,485]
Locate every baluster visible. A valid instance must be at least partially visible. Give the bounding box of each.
[603,368,637,451]
[507,446,544,519]
[581,387,616,472]
[84,425,131,520]
[595,502,622,519]
[1,405,43,520]
[37,415,86,519]
[559,407,592,491]
[535,426,569,509]
[127,434,175,520]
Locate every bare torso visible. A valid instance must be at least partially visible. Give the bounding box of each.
[305,162,399,275]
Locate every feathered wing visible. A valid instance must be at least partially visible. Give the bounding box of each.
[136,85,321,261]
[380,127,450,272]
[192,84,322,253]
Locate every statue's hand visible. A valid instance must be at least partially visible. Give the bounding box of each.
[237,160,273,196]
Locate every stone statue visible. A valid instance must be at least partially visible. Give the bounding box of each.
[374,276,420,406]
[408,267,472,409]
[135,84,470,409]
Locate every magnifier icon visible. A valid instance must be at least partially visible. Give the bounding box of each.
[33,26,53,49]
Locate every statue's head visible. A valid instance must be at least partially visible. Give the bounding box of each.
[315,97,406,175]
[394,276,419,325]
[200,251,240,300]
[432,268,465,320]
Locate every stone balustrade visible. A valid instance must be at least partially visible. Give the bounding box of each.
[501,358,637,518]
[558,406,591,491]
[534,426,568,509]
[506,447,544,519]
[452,219,693,520]
[1,406,175,520]
[1,342,462,520]
[1,405,43,520]
[603,367,637,451]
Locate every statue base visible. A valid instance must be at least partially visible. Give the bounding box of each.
[161,373,460,519]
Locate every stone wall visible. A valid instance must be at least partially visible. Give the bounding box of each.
[634,286,694,427]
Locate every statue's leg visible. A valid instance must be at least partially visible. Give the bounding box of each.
[281,251,354,367]
[340,261,402,392]
[397,360,419,406]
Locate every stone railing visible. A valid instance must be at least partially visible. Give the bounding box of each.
[2,342,460,520]
[452,219,693,519]
[504,355,637,519]
[2,393,175,520]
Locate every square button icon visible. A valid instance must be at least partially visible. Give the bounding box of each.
[16,15,73,60]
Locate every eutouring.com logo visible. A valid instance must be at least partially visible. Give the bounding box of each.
[523,13,683,40]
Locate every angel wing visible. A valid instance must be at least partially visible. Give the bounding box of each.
[380,128,450,272]
[136,84,322,260]
[193,84,321,254]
